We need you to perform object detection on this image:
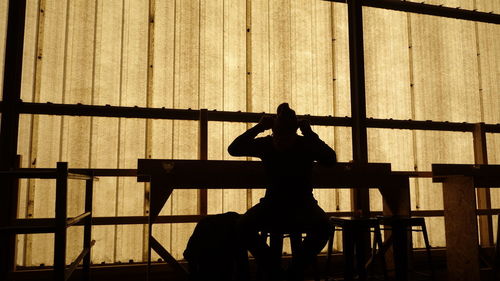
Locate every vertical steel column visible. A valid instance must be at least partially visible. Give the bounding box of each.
[0,1,27,280]
[198,109,208,215]
[83,173,94,281]
[347,0,370,216]
[54,162,68,281]
[0,1,25,168]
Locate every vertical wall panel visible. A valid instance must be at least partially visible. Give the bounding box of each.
[17,0,41,266]
[291,0,314,114]
[269,0,292,108]
[20,0,39,103]
[249,0,270,113]
[407,0,479,248]
[476,1,500,125]
[364,7,413,211]
[248,0,270,204]
[223,0,247,213]
[89,0,124,263]
[27,0,69,266]
[489,134,500,209]
[364,8,411,120]
[114,0,149,262]
[200,0,224,214]
[170,0,200,258]
[368,129,415,211]
[0,0,9,100]
[331,3,350,117]
[330,3,352,214]
[59,0,97,261]
[150,0,176,261]
[476,1,500,210]
[411,1,480,123]
[414,131,474,247]
[311,1,333,212]
[310,1,344,214]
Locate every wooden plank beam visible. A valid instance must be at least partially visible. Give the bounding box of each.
[473,123,493,247]
[442,176,480,281]
[138,159,393,189]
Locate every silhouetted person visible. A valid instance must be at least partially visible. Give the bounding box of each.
[228,103,337,281]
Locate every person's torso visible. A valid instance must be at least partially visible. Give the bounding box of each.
[258,136,315,205]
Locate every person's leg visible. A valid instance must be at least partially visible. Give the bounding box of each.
[236,202,282,279]
[287,203,331,280]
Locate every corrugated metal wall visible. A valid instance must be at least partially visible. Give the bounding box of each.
[0,0,498,266]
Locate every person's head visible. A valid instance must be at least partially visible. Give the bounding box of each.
[272,103,298,137]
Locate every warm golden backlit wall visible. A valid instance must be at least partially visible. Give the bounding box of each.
[0,0,498,266]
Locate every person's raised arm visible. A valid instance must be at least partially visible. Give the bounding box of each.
[228,115,274,157]
[299,119,337,166]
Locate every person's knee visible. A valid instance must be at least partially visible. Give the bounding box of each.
[308,219,331,242]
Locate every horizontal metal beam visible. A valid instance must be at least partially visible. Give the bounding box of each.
[2,101,499,133]
[16,102,353,126]
[12,209,500,227]
[324,0,500,24]
[366,118,480,132]
[0,224,55,234]
[1,168,136,177]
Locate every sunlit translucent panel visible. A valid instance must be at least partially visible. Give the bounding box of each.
[410,11,481,122]
[152,223,197,261]
[487,133,500,165]
[89,225,115,264]
[66,226,84,264]
[17,177,85,267]
[409,130,473,249]
[413,217,446,248]
[15,0,356,117]
[488,134,500,208]
[207,122,249,215]
[0,0,8,100]
[93,0,126,106]
[19,0,39,103]
[413,130,473,210]
[331,2,351,117]
[313,125,352,213]
[368,129,416,211]
[24,233,54,266]
[114,225,143,262]
[364,8,412,119]
[477,21,500,124]
[494,218,499,251]
[16,115,147,265]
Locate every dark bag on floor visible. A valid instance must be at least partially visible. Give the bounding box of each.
[183,212,248,281]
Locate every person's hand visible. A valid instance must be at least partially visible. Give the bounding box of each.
[298,119,313,136]
[256,115,274,132]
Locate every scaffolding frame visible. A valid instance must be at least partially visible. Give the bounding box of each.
[0,162,96,281]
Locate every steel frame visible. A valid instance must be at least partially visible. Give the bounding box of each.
[1,0,499,277]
